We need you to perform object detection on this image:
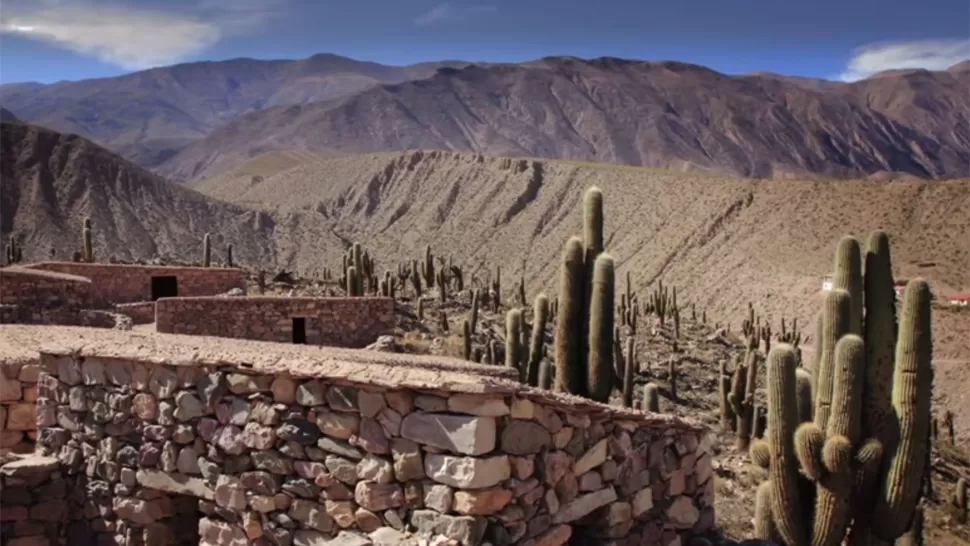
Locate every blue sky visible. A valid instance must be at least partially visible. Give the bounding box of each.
[1,0,968,84]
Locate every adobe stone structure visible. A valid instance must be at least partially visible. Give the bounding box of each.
[156,296,395,347]
[0,325,715,546]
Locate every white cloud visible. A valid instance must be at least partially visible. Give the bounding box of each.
[0,0,283,71]
[838,38,970,81]
[414,2,497,27]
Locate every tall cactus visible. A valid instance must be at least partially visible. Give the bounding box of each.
[82,218,93,263]
[750,232,933,546]
[506,309,523,379]
[527,294,549,387]
[555,237,586,396]
[553,187,615,401]
[202,233,211,267]
[586,253,615,403]
[226,244,234,268]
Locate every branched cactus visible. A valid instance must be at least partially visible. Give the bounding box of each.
[550,186,619,402]
[750,232,933,546]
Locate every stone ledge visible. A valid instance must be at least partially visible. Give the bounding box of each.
[0,266,92,284]
[0,454,59,477]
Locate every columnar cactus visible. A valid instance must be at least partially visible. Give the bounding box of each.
[622,337,635,407]
[555,237,586,396]
[506,309,523,380]
[749,231,933,546]
[553,187,615,401]
[202,233,211,267]
[470,289,480,334]
[462,319,472,361]
[642,382,660,412]
[719,358,737,431]
[527,294,549,387]
[226,244,234,268]
[586,253,615,403]
[82,219,94,263]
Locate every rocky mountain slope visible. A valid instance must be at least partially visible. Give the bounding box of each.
[3,124,966,358]
[0,121,343,267]
[159,57,970,181]
[0,54,468,167]
[192,149,969,360]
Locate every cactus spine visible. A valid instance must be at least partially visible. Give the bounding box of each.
[527,294,549,387]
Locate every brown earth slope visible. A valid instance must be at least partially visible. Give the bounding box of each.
[159,57,970,181]
[0,54,469,167]
[0,121,343,267]
[4,124,966,359]
[191,150,970,360]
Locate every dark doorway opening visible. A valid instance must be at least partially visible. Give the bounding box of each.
[151,276,178,300]
[292,317,307,344]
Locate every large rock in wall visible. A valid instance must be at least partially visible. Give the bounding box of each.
[31,340,713,546]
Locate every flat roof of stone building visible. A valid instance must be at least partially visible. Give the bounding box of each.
[0,325,706,432]
[0,266,92,283]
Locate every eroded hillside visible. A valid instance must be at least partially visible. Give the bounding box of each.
[192,150,970,360]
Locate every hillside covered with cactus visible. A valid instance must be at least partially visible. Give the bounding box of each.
[238,187,970,545]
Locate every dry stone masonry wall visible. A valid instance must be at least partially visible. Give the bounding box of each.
[24,262,246,306]
[34,346,713,546]
[0,360,41,455]
[0,455,70,546]
[155,297,396,348]
[0,267,92,311]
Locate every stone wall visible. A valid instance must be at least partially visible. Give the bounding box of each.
[0,267,92,310]
[31,329,713,546]
[155,297,396,348]
[0,455,69,546]
[0,304,119,328]
[23,262,246,306]
[115,302,156,325]
[0,359,40,454]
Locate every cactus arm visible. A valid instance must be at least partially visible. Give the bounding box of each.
[814,290,852,431]
[871,280,933,540]
[554,237,586,396]
[766,345,809,546]
[586,253,615,402]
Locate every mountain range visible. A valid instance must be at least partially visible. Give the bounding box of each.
[2,119,967,359]
[2,54,968,180]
